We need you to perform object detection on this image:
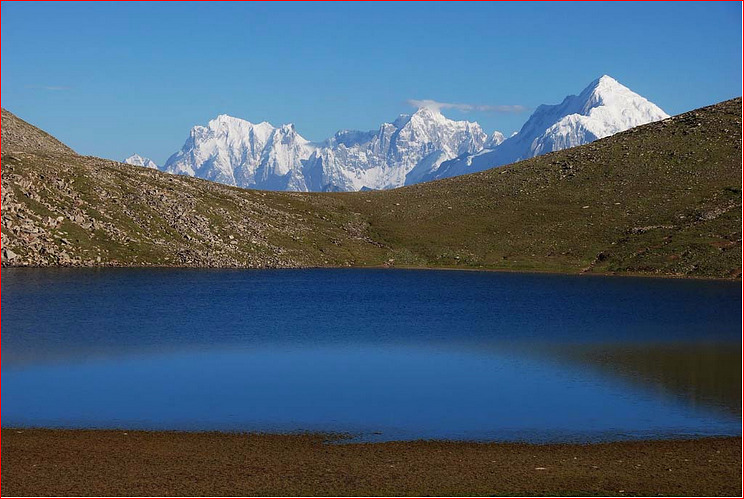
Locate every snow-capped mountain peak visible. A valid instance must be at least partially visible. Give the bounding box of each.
[201,114,275,143]
[163,114,316,190]
[428,75,669,181]
[588,74,649,105]
[586,75,626,101]
[410,106,447,122]
[123,154,158,169]
[526,75,669,156]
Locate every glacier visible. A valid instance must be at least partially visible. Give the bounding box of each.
[147,75,668,191]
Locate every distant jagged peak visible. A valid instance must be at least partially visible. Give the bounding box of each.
[409,105,483,126]
[185,113,311,149]
[163,111,316,190]
[393,105,476,129]
[276,122,301,135]
[198,114,276,139]
[123,154,158,169]
[210,113,272,128]
[485,131,506,148]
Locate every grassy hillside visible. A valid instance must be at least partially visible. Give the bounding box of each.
[1,99,741,278]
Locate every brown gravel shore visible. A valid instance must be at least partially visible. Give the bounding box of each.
[1,429,740,497]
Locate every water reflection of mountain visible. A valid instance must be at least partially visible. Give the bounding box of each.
[530,343,742,417]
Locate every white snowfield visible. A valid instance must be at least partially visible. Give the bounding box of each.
[132,75,668,192]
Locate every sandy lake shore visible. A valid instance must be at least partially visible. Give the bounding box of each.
[1,429,740,497]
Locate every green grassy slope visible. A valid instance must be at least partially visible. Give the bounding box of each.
[1,98,741,278]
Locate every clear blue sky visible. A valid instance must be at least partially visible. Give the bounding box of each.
[2,1,741,164]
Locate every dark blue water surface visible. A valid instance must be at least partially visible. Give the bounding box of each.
[2,268,741,442]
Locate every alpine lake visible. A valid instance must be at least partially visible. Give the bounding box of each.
[2,268,740,443]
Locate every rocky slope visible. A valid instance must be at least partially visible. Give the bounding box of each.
[1,150,384,268]
[1,98,741,278]
[2,109,75,155]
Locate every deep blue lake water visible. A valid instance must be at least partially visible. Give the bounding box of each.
[1,268,741,442]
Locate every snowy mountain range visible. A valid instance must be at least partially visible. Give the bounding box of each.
[125,76,669,191]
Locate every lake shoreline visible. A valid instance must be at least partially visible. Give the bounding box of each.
[2,429,740,497]
[3,262,741,282]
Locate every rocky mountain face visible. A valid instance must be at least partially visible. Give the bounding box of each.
[140,75,668,192]
[124,154,158,169]
[429,76,670,180]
